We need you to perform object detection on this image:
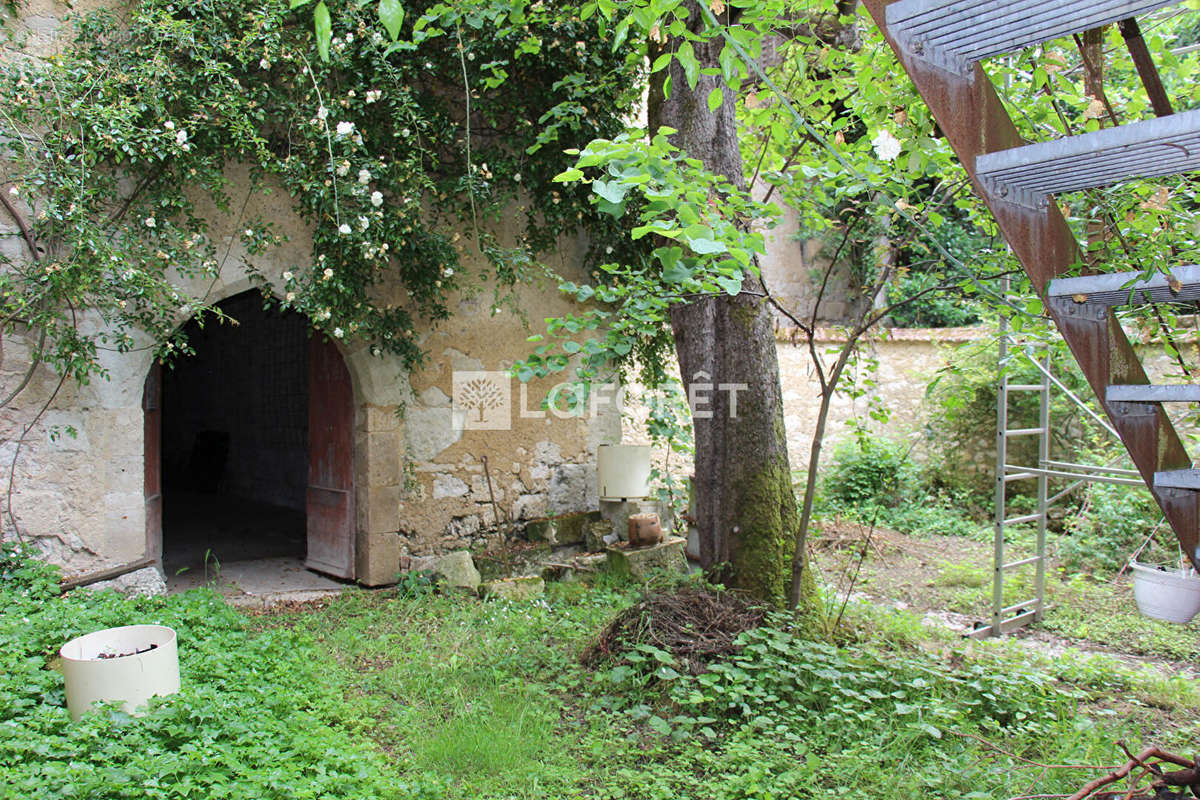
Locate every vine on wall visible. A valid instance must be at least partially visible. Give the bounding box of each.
[0,0,640,387]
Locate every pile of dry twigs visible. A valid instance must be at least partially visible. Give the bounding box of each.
[581,587,765,674]
[1057,743,1200,800]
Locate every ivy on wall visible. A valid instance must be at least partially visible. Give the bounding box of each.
[0,0,640,384]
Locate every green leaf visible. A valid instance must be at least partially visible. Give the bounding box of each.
[553,167,584,183]
[688,238,726,255]
[706,87,723,112]
[378,0,404,41]
[676,41,699,89]
[562,340,582,354]
[716,273,743,295]
[314,1,332,62]
[289,0,311,8]
[648,715,672,735]
[663,260,692,283]
[592,179,628,204]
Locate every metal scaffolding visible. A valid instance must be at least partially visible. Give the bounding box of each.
[971,303,1143,640]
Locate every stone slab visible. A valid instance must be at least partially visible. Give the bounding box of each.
[605,536,687,580]
[480,576,544,602]
[434,550,480,592]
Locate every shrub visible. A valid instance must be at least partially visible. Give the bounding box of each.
[1060,482,1165,574]
[885,271,982,328]
[823,437,916,508]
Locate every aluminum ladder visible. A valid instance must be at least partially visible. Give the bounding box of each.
[866,0,1200,573]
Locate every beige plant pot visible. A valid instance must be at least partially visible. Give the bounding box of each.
[59,624,180,721]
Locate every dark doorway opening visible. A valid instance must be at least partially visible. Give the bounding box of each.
[160,290,309,574]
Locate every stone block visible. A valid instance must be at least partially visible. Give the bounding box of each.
[365,484,402,533]
[523,518,556,544]
[480,576,544,602]
[365,404,400,432]
[358,531,401,587]
[584,520,613,553]
[555,510,600,546]
[435,550,480,592]
[86,566,167,597]
[365,432,401,486]
[548,463,593,515]
[433,474,469,498]
[512,493,547,521]
[605,536,687,580]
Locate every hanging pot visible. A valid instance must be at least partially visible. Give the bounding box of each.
[1129,561,1200,624]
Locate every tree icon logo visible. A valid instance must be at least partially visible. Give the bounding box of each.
[452,371,511,430]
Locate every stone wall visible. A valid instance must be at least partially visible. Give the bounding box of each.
[1,0,625,585]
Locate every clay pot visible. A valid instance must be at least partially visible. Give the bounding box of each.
[628,513,663,547]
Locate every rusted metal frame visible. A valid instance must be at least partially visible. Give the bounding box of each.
[863,0,1199,567]
[1119,17,1175,117]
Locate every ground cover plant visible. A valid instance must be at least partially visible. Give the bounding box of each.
[7,541,1200,800]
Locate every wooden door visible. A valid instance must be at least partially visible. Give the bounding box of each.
[305,336,355,578]
[143,364,163,564]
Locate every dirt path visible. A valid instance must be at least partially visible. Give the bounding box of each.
[809,518,1200,680]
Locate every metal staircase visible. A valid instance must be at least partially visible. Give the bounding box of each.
[865,0,1200,572]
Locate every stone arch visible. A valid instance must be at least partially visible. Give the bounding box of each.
[140,286,364,579]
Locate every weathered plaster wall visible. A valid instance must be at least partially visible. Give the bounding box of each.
[775,326,983,471]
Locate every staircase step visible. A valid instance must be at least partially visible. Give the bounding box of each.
[1155,469,1200,490]
[1047,264,1200,306]
[886,0,1176,74]
[1108,384,1200,402]
[976,109,1200,208]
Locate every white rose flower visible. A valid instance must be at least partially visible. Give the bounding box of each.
[336,121,355,136]
[400,128,410,137]
[357,215,369,231]
[286,291,295,302]
[144,217,157,228]
[442,267,454,277]
[164,120,175,130]
[358,169,371,184]
[513,173,521,182]
[338,223,352,235]
[370,191,383,207]
[871,129,902,161]
[259,58,270,70]
[333,327,344,338]
[7,186,18,196]
[175,130,188,146]
[317,105,329,120]
[283,271,293,281]
[323,267,334,279]
[244,228,253,237]
[336,160,350,177]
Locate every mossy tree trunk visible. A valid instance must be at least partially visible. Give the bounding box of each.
[648,1,820,613]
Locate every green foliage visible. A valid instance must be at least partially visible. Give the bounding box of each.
[1041,571,1200,663]
[0,543,415,798]
[673,621,1063,743]
[1060,483,1166,575]
[823,437,915,508]
[886,270,982,328]
[0,0,637,380]
[921,329,1098,503]
[516,128,779,393]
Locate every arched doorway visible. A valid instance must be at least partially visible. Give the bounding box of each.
[144,290,355,580]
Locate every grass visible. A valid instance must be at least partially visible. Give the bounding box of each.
[8,542,1200,800]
